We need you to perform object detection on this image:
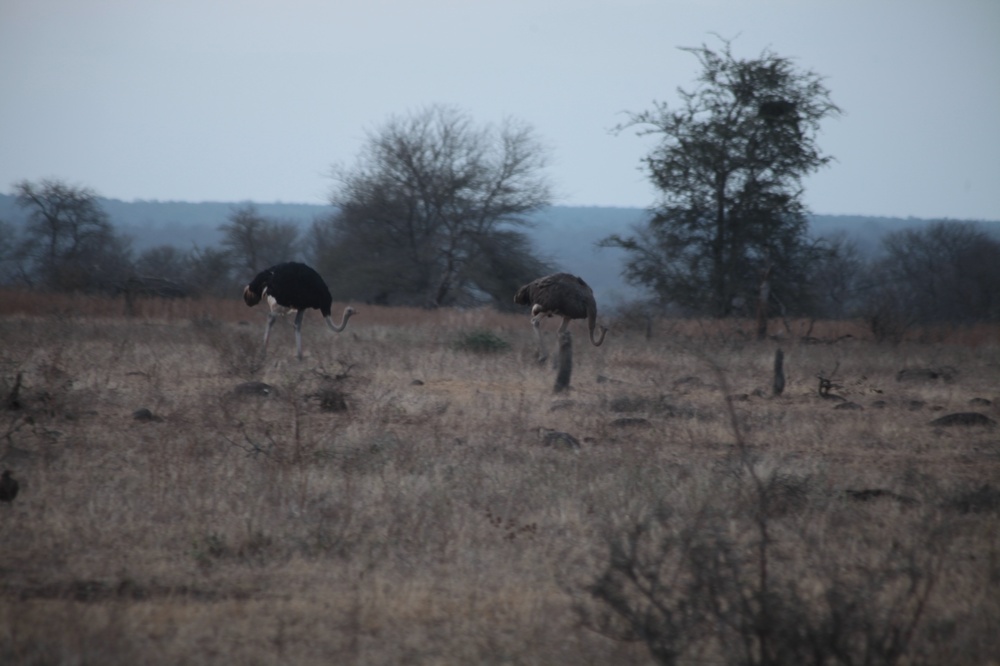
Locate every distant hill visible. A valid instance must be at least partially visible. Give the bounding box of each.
[2,193,997,306]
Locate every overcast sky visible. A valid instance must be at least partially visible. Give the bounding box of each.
[1,0,998,220]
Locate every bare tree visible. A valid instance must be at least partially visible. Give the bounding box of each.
[0,219,20,285]
[14,178,132,292]
[134,245,189,280]
[866,221,1000,329]
[185,246,234,298]
[219,204,301,277]
[314,105,552,307]
[804,232,865,319]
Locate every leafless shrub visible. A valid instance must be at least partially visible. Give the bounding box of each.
[310,386,349,412]
[578,370,954,666]
[582,471,952,665]
[194,318,263,376]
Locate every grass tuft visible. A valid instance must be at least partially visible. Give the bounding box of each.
[451,329,511,353]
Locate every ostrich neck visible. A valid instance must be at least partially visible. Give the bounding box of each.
[587,308,606,346]
[325,310,353,332]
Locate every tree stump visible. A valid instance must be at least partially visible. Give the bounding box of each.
[554,331,573,393]
[772,348,785,396]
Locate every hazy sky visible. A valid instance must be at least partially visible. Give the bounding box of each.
[1,0,998,220]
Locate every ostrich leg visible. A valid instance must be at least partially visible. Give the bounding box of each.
[262,313,279,356]
[293,309,306,360]
[530,314,548,363]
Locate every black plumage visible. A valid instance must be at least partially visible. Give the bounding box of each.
[514,272,607,362]
[0,470,19,503]
[243,262,356,360]
[243,262,334,315]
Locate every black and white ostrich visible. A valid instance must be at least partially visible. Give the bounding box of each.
[514,272,608,362]
[243,262,356,360]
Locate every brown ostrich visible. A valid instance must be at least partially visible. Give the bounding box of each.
[514,272,608,362]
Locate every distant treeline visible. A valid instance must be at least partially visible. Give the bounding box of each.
[1,193,997,305]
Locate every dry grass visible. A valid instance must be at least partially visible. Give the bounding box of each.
[1,290,999,664]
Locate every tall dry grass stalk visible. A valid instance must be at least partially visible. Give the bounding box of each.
[0,290,998,664]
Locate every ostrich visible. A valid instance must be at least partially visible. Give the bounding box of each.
[243,262,356,360]
[514,272,608,362]
[0,470,18,503]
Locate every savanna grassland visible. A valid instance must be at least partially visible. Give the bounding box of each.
[1,290,999,665]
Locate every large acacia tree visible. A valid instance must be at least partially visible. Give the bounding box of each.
[604,39,841,316]
[312,105,552,307]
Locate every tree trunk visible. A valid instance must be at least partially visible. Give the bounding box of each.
[756,261,773,341]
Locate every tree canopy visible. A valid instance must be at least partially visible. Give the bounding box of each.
[603,38,841,317]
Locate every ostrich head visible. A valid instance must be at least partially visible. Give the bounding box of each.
[243,285,263,307]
